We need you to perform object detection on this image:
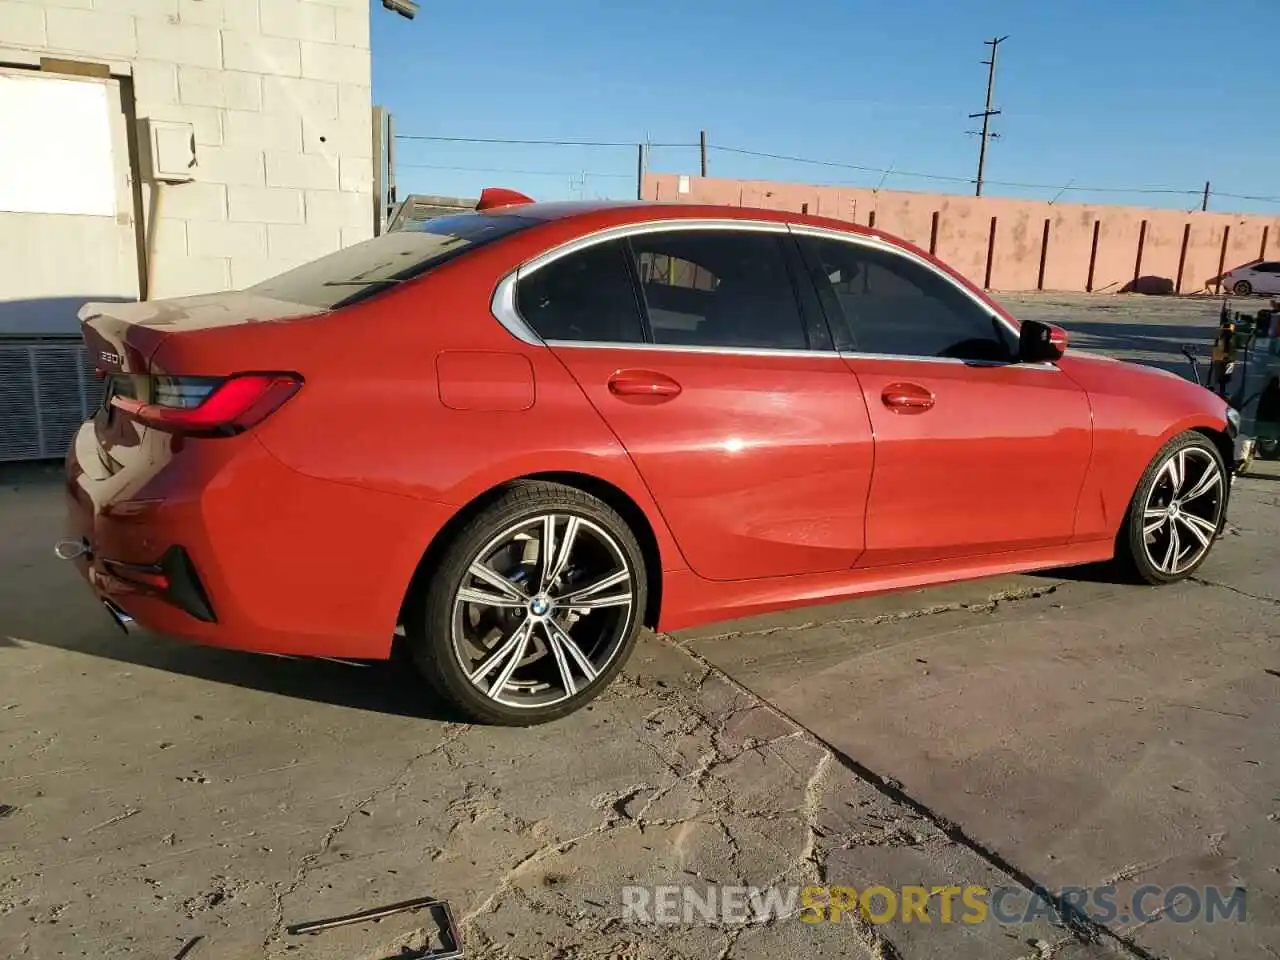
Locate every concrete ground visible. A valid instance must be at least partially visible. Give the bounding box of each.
[2,293,1278,959]
[999,291,1230,377]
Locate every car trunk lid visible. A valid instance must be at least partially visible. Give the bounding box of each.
[78,292,324,376]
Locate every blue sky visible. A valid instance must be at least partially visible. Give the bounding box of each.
[371,0,1280,213]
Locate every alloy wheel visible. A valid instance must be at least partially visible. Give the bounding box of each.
[450,513,636,709]
[1140,446,1224,576]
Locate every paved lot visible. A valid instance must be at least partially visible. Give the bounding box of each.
[1000,291,1227,377]
[2,293,1278,959]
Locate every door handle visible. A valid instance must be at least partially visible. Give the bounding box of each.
[608,369,682,401]
[881,382,934,413]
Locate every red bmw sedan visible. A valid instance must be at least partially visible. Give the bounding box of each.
[64,193,1238,725]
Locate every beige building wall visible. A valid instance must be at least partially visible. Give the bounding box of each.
[0,0,373,300]
[646,175,1280,295]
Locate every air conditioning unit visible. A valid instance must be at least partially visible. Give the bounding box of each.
[0,339,103,463]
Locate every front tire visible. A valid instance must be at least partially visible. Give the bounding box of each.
[1118,432,1226,584]
[404,482,647,726]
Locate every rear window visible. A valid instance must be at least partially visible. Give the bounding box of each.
[246,212,537,310]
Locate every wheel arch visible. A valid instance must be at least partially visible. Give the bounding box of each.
[1105,419,1232,544]
[1192,424,1234,474]
[398,471,666,630]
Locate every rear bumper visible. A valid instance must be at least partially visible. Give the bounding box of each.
[64,423,455,659]
[65,542,218,623]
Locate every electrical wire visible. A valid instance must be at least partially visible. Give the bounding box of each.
[391,132,1279,205]
[395,134,696,148]
[398,161,632,179]
[709,144,1204,196]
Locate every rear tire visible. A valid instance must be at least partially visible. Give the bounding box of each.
[1116,432,1226,585]
[404,482,647,726]
[1232,280,1253,296]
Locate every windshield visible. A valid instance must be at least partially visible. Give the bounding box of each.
[246,212,538,310]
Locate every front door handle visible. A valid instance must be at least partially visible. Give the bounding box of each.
[608,369,682,402]
[882,382,934,413]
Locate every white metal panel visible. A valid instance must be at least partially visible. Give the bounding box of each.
[0,68,139,337]
[0,73,116,216]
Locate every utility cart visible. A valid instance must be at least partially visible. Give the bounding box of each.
[1184,300,1280,474]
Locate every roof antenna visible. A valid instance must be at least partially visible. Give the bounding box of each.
[476,187,535,211]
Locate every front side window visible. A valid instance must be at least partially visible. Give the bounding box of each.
[798,236,1012,362]
[248,212,537,310]
[629,230,809,350]
[515,239,645,343]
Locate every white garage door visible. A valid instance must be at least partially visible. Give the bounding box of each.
[0,67,139,461]
[0,67,139,335]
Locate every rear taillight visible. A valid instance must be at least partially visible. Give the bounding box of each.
[110,373,303,437]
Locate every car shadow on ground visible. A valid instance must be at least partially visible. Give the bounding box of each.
[1063,320,1219,345]
[2,462,464,721]
[1027,560,1129,585]
[1058,319,1218,377]
[8,615,463,722]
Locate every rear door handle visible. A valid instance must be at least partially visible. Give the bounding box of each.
[608,369,682,402]
[882,382,934,413]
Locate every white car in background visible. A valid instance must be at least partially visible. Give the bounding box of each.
[1220,260,1280,296]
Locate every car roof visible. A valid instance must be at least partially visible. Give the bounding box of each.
[487,197,881,238]
[469,195,1010,323]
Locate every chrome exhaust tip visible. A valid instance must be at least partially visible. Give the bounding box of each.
[54,538,91,561]
[102,599,138,634]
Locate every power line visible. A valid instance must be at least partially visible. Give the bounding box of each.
[391,131,1280,207]
[394,134,696,148]
[1214,191,1280,204]
[398,161,632,179]
[709,143,1212,197]
[708,144,972,184]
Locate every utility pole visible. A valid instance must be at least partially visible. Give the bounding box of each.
[699,130,708,178]
[968,35,1008,197]
[386,111,398,217]
[1201,181,1211,212]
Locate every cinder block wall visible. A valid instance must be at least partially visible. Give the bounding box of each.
[647,175,1280,295]
[0,0,373,299]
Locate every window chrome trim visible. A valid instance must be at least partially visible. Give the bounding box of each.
[545,339,841,359]
[544,340,1058,368]
[839,351,1060,370]
[489,216,1058,372]
[490,269,544,346]
[517,217,789,278]
[489,218,792,349]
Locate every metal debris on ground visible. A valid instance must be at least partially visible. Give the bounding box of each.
[84,807,140,833]
[287,895,462,957]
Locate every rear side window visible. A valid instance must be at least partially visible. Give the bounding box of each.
[247,212,536,310]
[516,240,645,343]
[629,230,809,350]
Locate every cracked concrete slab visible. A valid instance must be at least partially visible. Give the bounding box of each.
[5,469,1106,960]
[689,472,1280,959]
[3,294,1277,959]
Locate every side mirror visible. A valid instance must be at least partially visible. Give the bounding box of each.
[1018,319,1068,363]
